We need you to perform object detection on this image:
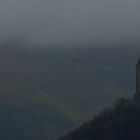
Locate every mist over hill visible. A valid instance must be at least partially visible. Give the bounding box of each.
[0,0,140,139]
[0,0,140,46]
[0,42,139,139]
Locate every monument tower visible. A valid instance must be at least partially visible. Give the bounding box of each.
[136,59,140,93]
[134,59,140,101]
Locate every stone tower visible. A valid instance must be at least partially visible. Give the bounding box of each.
[136,59,140,93]
[135,59,140,101]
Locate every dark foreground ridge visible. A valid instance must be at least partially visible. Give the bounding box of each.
[59,59,140,140]
[59,97,140,140]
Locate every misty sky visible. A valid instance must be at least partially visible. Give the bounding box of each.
[0,0,140,46]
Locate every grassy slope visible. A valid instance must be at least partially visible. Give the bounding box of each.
[1,45,137,122]
[0,46,73,139]
[0,44,139,130]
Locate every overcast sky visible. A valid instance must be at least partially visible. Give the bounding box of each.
[0,0,140,46]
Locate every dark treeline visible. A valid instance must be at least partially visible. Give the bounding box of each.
[59,95,140,140]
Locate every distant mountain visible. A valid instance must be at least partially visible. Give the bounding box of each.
[0,42,139,139]
[59,97,140,140]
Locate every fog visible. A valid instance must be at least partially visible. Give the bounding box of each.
[0,0,140,46]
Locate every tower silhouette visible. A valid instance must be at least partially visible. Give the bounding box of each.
[134,59,140,101]
[136,59,140,93]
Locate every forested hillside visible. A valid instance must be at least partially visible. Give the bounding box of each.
[0,42,139,139]
[59,97,140,140]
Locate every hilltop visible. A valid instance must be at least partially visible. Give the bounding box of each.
[59,96,140,140]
